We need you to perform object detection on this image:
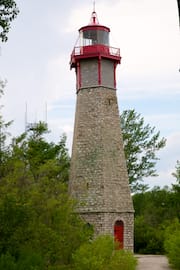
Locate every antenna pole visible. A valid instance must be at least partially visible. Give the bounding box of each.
[25,102,27,131]
[45,102,47,124]
[93,1,96,12]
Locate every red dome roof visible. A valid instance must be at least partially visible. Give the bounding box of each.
[79,11,110,33]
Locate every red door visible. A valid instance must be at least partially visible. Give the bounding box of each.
[114,220,124,249]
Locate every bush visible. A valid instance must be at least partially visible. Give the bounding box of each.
[73,235,137,270]
[108,250,137,270]
[164,219,180,269]
[73,235,112,270]
[0,253,17,270]
[0,250,45,270]
[134,216,164,254]
[16,248,44,270]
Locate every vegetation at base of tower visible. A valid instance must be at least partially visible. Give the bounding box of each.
[1,88,179,267]
[121,109,166,193]
[73,235,137,270]
[164,219,180,270]
[163,161,180,270]
[0,90,134,270]
[0,0,19,42]
[0,90,92,269]
[133,162,180,258]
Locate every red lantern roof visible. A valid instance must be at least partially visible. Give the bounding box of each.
[70,7,121,69]
[79,10,110,33]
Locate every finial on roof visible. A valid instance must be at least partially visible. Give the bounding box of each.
[93,1,95,12]
[89,1,99,25]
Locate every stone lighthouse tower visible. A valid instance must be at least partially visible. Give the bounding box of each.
[69,8,134,251]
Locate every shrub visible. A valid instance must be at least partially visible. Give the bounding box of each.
[16,248,44,270]
[0,253,17,270]
[164,219,180,270]
[73,235,137,270]
[0,250,45,270]
[134,216,165,254]
[108,250,137,270]
[73,235,113,270]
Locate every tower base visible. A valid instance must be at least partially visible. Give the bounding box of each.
[80,211,134,252]
[69,86,134,252]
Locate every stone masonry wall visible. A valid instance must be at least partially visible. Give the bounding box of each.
[81,212,134,251]
[80,58,114,89]
[69,86,134,251]
[80,59,98,87]
[101,59,114,88]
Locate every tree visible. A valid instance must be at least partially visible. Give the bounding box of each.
[0,82,12,176]
[121,109,166,192]
[0,122,93,269]
[164,219,180,270]
[133,184,180,254]
[0,0,19,42]
[9,122,70,183]
[0,179,92,269]
[73,235,137,270]
[171,160,180,219]
[172,160,180,184]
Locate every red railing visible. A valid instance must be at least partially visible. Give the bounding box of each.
[72,45,120,57]
[70,44,120,68]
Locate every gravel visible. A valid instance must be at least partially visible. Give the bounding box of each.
[135,255,172,270]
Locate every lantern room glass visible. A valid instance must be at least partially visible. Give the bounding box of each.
[81,29,109,46]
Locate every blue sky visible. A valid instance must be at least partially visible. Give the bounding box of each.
[0,0,180,189]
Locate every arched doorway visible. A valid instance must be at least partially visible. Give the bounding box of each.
[114,220,124,249]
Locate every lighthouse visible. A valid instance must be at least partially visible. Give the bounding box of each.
[69,8,134,251]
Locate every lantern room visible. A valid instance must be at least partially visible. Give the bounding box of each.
[79,11,110,47]
[70,10,121,69]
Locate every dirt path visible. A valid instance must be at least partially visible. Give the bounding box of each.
[136,255,172,270]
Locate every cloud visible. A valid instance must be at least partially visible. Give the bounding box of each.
[145,131,180,188]
[62,0,180,103]
[146,169,176,189]
[144,114,180,135]
[163,132,180,160]
[45,53,75,101]
[1,0,179,190]
[47,116,74,152]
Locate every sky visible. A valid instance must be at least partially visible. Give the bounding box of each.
[0,0,180,189]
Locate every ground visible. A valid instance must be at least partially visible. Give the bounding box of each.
[136,255,172,270]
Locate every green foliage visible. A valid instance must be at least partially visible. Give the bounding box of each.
[17,249,45,270]
[121,109,166,192]
[1,161,94,266]
[108,249,137,270]
[9,122,70,182]
[73,235,137,270]
[73,235,113,270]
[0,253,16,270]
[171,162,180,223]
[0,118,93,268]
[0,92,81,269]
[0,0,19,42]
[133,185,179,254]
[0,250,45,270]
[133,186,178,225]
[172,160,180,195]
[0,175,92,268]
[172,160,180,182]
[134,216,164,254]
[164,219,180,269]
[0,83,12,176]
